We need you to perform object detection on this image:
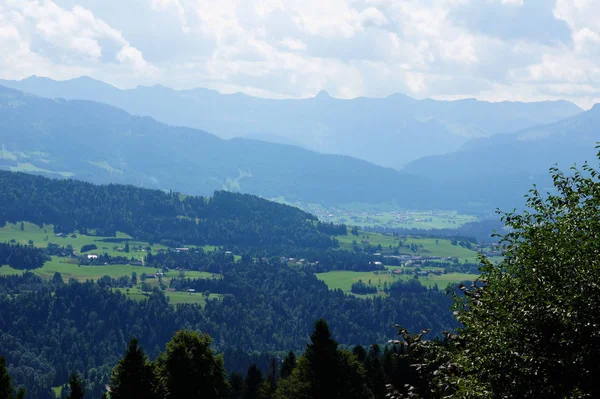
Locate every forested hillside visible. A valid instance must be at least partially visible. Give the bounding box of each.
[0,171,334,249]
[0,262,456,398]
[0,86,434,208]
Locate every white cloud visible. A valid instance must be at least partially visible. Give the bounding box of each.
[0,0,157,83]
[279,37,307,51]
[501,0,524,5]
[0,0,600,108]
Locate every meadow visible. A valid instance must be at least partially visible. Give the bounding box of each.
[0,221,171,258]
[336,231,480,262]
[112,288,223,307]
[316,269,476,295]
[0,255,222,307]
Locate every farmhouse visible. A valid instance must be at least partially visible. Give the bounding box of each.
[87,254,99,259]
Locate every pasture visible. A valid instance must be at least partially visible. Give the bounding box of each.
[316,269,476,295]
[0,221,169,258]
[336,231,480,261]
[0,256,222,308]
[0,257,220,281]
[112,288,223,307]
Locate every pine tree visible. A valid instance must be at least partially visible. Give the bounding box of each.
[0,357,14,399]
[365,345,386,399]
[244,364,263,399]
[304,319,340,399]
[280,351,296,379]
[0,357,24,399]
[228,373,245,399]
[109,338,158,399]
[66,372,85,399]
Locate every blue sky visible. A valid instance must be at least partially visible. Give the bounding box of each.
[0,0,599,108]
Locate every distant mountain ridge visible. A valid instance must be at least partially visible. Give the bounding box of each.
[0,85,436,208]
[0,76,582,170]
[403,103,600,211]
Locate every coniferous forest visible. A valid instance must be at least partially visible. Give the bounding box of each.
[3,155,600,398]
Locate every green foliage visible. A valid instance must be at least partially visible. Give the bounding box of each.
[386,151,600,398]
[451,156,600,398]
[275,319,373,399]
[279,351,296,380]
[79,244,97,253]
[0,170,334,249]
[0,242,48,270]
[66,373,85,399]
[157,330,228,399]
[243,364,263,399]
[109,338,158,399]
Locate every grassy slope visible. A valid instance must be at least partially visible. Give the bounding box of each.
[316,269,475,295]
[0,222,170,258]
[337,231,480,262]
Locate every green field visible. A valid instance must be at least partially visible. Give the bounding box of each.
[336,231,480,262]
[0,256,222,307]
[0,257,220,281]
[0,222,169,258]
[316,270,476,295]
[112,288,223,307]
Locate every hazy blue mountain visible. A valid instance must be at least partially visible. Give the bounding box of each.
[403,104,600,211]
[0,76,582,170]
[0,85,435,208]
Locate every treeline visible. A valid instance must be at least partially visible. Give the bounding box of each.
[0,171,337,249]
[351,280,378,295]
[0,263,456,397]
[361,218,505,244]
[0,242,49,270]
[0,319,442,399]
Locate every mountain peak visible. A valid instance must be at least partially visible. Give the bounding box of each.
[314,90,331,99]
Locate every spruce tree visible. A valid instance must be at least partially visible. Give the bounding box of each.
[109,338,158,399]
[244,364,263,399]
[0,357,24,399]
[228,373,245,399]
[66,373,85,399]
[365,345,386,399]
[0,357,14,399]
[304,319,340,399]
[280,351,296,379]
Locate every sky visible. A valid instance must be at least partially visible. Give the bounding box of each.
[0,0,599,108]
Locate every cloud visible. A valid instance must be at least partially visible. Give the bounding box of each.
[0,0,599,108]
[0,0,157,83]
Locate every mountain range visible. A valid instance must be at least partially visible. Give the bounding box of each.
[0,76,582,170]
[0,85,435,208]
[404,104,600,211]
[2,77,599,214]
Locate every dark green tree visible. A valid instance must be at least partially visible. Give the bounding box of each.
[157,330,228,399]
[228,373,245,399]
[275,319,373,399]
[0,357,24,399]
[66,372,85,399]
[365,345,385,399]
[279,351,296,379]
[304,319,340,398]
[109,338,158,399]
[352,345,367,363]
[244,364,263,399]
